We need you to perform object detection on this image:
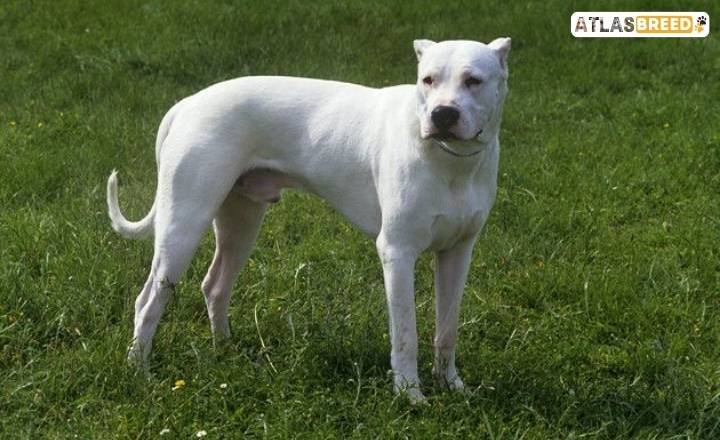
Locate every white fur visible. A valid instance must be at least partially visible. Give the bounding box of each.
[107,38,511,403]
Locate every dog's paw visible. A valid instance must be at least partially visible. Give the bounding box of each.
[433,369,466,392]
[403,386,428,405]
[445,375,466,392]
[127,342,150,371]
[394,378,427,405]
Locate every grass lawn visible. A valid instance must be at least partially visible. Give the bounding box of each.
[1,0,719,437]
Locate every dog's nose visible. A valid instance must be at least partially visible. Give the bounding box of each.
[431,106,460,131]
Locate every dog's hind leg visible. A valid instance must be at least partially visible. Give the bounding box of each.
[128,152,241,365]
[201,191,267,339]
[129,221,212,365]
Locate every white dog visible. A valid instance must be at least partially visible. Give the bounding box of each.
[107,38,510,403]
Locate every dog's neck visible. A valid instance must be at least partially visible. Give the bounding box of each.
[418,134,499,187]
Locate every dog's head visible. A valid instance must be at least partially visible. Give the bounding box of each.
[414,38,511,142]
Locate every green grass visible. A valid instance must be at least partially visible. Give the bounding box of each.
[1,0,719,437]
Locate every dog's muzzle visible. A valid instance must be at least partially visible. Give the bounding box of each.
[429,105,484,141]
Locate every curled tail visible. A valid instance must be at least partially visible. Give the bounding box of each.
[106,100,182,240]
[106,170,156,240]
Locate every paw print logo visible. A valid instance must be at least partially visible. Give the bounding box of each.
[695,16,707,33]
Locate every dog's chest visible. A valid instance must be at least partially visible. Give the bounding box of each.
[427,186,488,251]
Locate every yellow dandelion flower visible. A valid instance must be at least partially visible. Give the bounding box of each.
[172,379,186,390]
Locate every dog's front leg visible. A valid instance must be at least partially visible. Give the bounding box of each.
[376,238,425,403]
[432,238,475,391]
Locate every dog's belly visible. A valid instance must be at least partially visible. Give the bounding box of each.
[234,167,382,237]
[316,185,382,237]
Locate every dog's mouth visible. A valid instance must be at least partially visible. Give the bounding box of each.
[430,129,483,141]
[431,131,458,141]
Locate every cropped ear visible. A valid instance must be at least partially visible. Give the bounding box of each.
[413,39,436,61]
[488,37,511,70]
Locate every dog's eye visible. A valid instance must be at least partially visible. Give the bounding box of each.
[465,77,482,87]
[422,76,433,86]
